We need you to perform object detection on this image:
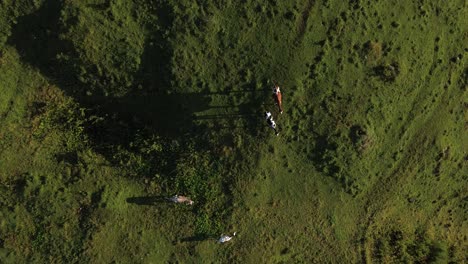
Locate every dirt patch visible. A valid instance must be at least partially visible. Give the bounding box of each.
[365,41,383,65]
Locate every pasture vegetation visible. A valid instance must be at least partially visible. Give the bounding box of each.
[0,0,466,263]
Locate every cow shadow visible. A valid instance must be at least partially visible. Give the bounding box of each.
[179,234,216,243]
[126,196,168,206]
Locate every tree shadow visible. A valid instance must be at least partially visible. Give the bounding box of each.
[55,151,78,164]
[8,2,212,159]
[82,91,212,142]
[7,1,76,84]
[7,2,269,209]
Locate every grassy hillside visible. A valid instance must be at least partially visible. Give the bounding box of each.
[0,0,466,263]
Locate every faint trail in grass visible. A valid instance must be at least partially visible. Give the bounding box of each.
[0,99,14,119]
[355,65,461,263]
[357,131,441,262]
[295,0,315,44]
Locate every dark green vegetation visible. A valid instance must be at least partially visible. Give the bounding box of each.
[0,0,467,263]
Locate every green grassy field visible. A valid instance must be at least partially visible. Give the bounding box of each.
[0,0,467,263]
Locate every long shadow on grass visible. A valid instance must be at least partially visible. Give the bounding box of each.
[7,1,269,144]
[207,102,275,108]
[194,113,258,120]
[7,1,74,83]
[126,196,168,205]
[179,234,215,243]
[8,1,213,156]
[192,89,269,95]
[8,4,263,235]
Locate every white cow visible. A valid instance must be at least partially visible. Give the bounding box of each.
[168,195,194,205]
[217,232,236,243]
[265,112,279,136]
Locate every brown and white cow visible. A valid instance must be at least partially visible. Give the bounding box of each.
[272,84,283,114]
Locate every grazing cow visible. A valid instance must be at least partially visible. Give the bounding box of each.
[272,84,283,114]
[168,195,194,205]
[218,232,236,243]
[265,111,279,136]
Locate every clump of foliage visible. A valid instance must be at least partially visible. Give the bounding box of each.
[374,62,400,82]
[31,86,89,151]
[372,230,449,263]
